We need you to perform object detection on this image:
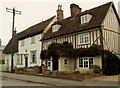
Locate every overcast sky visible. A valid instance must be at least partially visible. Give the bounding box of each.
[0,0,119,45]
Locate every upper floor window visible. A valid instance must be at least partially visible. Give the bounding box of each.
[31,36,35,44]
[79,32,90,45]
[21,40,24,46]
[52,25,61,32]
[30,50,36,63]
[81,14,92,24]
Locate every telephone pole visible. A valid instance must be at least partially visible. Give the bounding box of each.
[6,8,21,72]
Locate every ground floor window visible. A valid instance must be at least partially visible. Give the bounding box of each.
[30,50,36,63]
[78,57,93,68]
[64,58,68,66]
[17,54,23,65]
[47,61,51,67]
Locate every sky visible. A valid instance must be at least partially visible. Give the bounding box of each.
[0,0,119,45]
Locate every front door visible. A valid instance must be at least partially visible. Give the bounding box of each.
[25,56,28,68]
[52,56,58,70]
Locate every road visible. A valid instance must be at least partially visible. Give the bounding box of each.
[2,77,50,86]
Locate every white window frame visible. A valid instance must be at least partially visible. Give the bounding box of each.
[21,40,24,46]
[79,32,90,45]
[78,57,94,69]
[31,36,35,44]
[64,58,68,66]
[30,50,36,63]
[17,54,23,65]
[47,61,51,67]
[52,25,61,32]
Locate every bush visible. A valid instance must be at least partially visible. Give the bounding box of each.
[72,71,80,74]
[49,71,54,74]
[90,65,100,69]
[94,68,101,73]
[104,51,120,75]
[90,65,101,74]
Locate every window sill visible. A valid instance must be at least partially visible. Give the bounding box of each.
[78,42,90,45]
[31,42,35,44]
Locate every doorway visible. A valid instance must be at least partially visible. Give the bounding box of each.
[25,55,28,68]
[52,56,59,70]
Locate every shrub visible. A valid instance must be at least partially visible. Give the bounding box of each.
[90,65,100,69]
[72,71,80,74]
[90,65,101,74]
[94,68,101,73]
[49,71,54,74]
[104,51,120,75]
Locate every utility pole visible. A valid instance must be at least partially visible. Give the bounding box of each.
[99,26,105,74]
[6,8,21,73]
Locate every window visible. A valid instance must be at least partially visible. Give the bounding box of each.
[6,59,9,65]
[64,59,68,66]
[31,36,35,44]
[17,54,23,65]
[52,25,61,32]
[47,61,51,67]
[79,33,90,44]
[81,14,92,24]
[81,16,88,24]
[31,51,36,63]
[21,40,24,46]
[78,57,93,68]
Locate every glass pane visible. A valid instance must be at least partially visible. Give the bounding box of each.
[84,61,88,68]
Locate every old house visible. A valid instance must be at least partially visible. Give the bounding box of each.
[3,16,56,71]
[41,2,120,71]
[3,31,20,71]
[17,16,56,68]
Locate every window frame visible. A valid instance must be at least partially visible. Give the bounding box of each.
[64,58,68,66]
[79,32,90,45]
[30,50,36,63]
[78,57,94,69]
[17,54,23,65]
[21,40,24,46]
[31,36,35,44]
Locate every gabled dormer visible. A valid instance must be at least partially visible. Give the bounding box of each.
[52,24,61,32]
[81,14,92,24]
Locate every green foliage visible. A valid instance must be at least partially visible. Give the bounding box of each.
[90,65,100,69]
[48,71,54,74]
[72,71,80,74]
[104,51,120,75]
[94,68,101,73]
[40,50,49,60]
[90,65,101,74]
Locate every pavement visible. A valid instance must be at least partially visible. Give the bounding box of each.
[1,72,119,86]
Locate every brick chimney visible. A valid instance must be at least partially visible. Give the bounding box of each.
[57,5,64,21]
[70,3,81,17]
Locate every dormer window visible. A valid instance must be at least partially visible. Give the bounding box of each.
[52,25,61,32]
[81,14,92,24]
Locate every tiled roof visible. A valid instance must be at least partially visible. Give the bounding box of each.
[3,16,56,54]
[41,2,118,41]
[3,33,20,54]
[18,16,56,40]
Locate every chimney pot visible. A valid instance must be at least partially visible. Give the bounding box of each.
[57,5,64,21]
